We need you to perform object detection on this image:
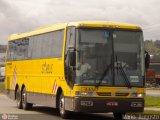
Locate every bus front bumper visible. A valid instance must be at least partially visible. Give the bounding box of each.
[73,97,144,113]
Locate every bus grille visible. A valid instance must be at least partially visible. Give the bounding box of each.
[115,93,129,96]
[96,92,111,96]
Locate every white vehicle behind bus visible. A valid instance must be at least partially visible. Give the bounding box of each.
[0,67,5,81]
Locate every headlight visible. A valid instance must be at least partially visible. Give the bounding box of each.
[131,93,145,98]
[75,91,96,97]
[137,93,145,98]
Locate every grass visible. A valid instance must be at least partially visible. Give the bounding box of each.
[0,82,5,94]
[145,96,160,107]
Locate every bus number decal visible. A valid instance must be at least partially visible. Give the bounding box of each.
[42,63,53,74]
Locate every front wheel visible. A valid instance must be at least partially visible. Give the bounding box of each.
[113,112,125,120]
[58,93,69,118]
[22,88,33,110]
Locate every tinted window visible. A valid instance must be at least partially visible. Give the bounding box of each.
[7,38,29,60]
[7,30,64,61]
[52,30,64,57]
[65,27,75,54]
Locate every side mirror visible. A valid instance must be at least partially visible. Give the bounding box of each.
[67,45,76,67]
[145,51,150,69]
[69,51,76,67]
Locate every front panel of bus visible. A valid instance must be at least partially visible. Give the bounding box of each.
[65,26,145,113]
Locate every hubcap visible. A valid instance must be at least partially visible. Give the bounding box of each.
[16,92,20,105]
[60,96,64,114]
[22,92,26,107]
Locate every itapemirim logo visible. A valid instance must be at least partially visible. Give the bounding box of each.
[2,114,8,120]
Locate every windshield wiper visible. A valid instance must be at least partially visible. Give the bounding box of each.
[116,59,132,88]
[96,63,111,88]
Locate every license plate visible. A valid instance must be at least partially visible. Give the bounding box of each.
[106,102,118,106]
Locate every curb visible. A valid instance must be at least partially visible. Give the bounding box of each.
[145,107,160,111]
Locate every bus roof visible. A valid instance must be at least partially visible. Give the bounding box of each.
[9,21,142,41]
[69,21,141,29]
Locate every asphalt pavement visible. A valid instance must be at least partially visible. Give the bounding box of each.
[0,89,159,120]
[146,89,160,97]
[0,94,114,120]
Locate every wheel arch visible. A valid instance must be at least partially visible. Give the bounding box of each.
[21,84,25,90]
[15,84,19,100]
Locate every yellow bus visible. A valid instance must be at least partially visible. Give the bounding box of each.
[5,21,146,119]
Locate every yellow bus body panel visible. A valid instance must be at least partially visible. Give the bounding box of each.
[5,21,144,100]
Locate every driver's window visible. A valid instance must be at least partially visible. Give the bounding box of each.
[65,26,76,66]
[65,27,76,87]
[65,27,75,54]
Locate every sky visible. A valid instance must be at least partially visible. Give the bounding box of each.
[0,0,160,45]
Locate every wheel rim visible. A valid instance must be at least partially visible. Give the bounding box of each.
[22,91,26,108]
[16,90,21,106]
[59,95,64,115]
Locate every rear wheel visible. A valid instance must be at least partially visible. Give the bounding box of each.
[22,88,33,110]
[58,92,69,118]
[16,88,22,109]
[113,112,125,120]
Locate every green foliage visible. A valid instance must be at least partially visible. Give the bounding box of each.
[0,83,5,94]
[145,96,160,107]
[143,110,160,114]
[145,40,160,56]
[0,45,7,53]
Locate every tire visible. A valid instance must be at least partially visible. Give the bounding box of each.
[22,88,33,110]
[58,92,69,118]
[113,112,125,120]
[16,88,22,109]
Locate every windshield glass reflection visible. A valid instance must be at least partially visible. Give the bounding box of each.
[74,29,144,87]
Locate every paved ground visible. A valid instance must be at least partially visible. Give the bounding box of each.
[146,89,160,97]
[145,107,160,111]
[0,89,160,120]
[0,94,114,120]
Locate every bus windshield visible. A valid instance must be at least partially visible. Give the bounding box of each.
[75,28,144,87]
